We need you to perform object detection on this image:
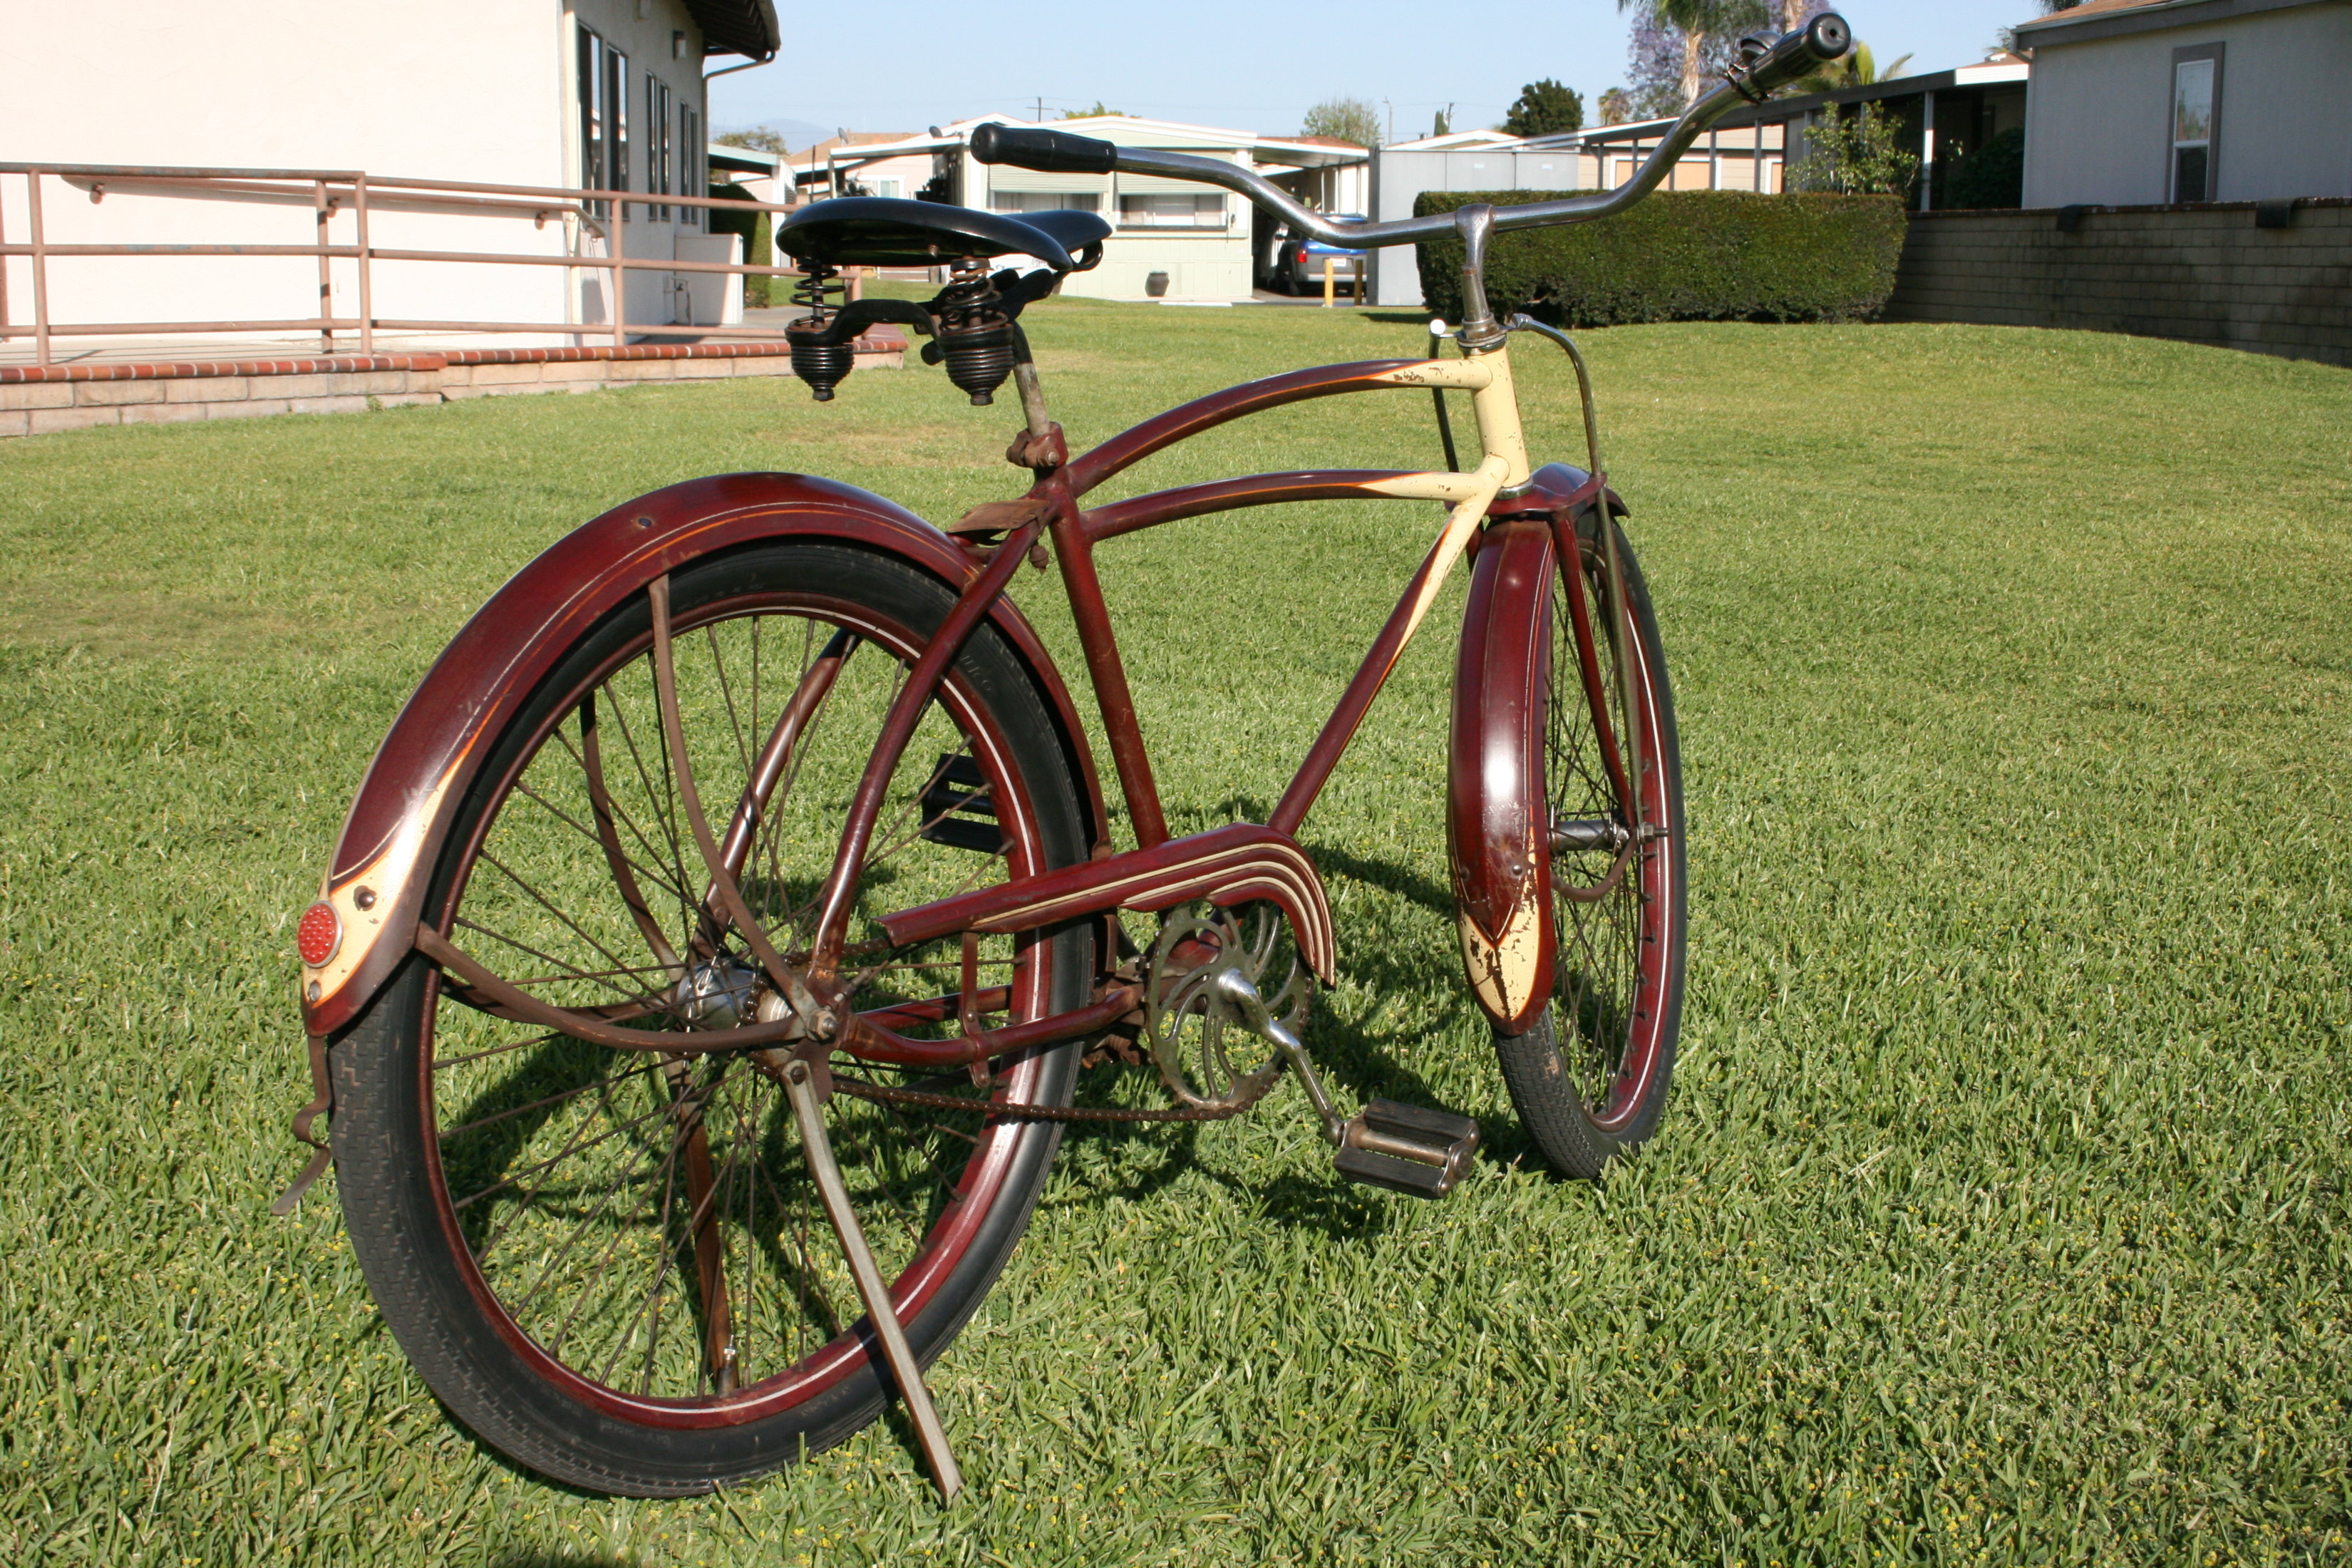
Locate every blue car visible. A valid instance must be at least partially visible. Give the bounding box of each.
[1267,217,1368,295]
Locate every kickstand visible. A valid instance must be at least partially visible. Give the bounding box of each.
[779,1058,965,1504]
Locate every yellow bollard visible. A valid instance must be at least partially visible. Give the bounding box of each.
[1322,255,1336,308]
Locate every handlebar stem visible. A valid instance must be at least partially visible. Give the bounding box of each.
[1454,206,1504,351]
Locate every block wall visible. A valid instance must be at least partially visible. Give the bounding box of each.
[1884,200,2352,367]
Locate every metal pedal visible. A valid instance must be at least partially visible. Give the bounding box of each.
[919,753,1004,853]
[1334,1099,1480,1198]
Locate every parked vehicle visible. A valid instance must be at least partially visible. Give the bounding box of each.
[1266,217,1368,293]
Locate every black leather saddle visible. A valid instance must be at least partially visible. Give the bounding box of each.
[778,197,1110,272]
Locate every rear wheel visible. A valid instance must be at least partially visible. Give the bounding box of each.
[331,540,1093,1495]
[1493,518,1686,1179]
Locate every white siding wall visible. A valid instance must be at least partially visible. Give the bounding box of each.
[0,0,719,347]
[2024,6,2352,207]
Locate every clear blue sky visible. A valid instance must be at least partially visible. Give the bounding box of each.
[711,1,2036,145]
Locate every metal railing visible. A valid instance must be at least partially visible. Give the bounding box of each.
[0,163,805,366]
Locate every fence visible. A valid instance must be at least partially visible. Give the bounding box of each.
[0,163,808,366]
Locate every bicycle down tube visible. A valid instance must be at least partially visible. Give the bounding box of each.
[805,350,1532,1004]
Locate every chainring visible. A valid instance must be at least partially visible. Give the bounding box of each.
[1144,901,1312,1111]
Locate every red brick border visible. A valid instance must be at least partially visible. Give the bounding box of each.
[0,331,905,386]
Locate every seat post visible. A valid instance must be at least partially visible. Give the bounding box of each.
[1011,353,1053,445]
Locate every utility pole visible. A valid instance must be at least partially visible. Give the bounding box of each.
[1034,97,1044,123]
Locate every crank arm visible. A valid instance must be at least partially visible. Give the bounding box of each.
[1208,966,1344,1144]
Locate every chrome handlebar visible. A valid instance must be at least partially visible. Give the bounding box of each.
[971,14,1851,251]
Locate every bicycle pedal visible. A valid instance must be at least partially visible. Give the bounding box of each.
[1333,1098,1480,1199]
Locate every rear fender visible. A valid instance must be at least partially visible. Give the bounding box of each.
[1448,515,1557,1034]
[299,471,1106,1038]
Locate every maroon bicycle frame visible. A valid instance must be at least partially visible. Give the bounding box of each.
[298,357,1628,1082]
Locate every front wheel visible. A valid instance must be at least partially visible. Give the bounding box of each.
[1494,517,1687,1179]
[330,540,1095,1495]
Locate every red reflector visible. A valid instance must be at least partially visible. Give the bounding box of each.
[296,902,342,967]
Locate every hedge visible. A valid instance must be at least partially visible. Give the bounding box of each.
[1413,189,1906,327]
[706,182,773,308]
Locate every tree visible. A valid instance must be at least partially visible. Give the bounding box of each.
[1598,88,1634,127]
[1430,105,1453,138]
[1620,0,1768,113]
[1301,96,1381,148]
[715,128,790,154]
[1059,102,1124,120]
[1502,79,1584,138]
[1788,100,1919,194]
[1793,38,1912,95]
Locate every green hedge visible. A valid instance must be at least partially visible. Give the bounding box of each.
[706,182,774,309]
[1413,189,1907,327]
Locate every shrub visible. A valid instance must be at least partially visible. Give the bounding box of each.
[1946,128,2026,210]
[706,182,774,308]
[1413,189,1908,327]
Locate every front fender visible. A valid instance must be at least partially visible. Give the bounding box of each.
[1448,514,1558,1035]
[299,471,1105,1038]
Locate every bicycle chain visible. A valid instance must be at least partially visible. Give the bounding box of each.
[830,1075,1254,1123]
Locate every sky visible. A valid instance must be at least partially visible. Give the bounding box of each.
[711,1,2038,147]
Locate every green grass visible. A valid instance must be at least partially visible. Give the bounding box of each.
[2,299,2348,1567]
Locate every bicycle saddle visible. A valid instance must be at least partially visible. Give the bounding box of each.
[779,197,1109,272]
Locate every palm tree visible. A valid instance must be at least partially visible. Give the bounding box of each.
[1793,38,1912,95]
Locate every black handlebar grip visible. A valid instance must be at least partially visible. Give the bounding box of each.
[1745,11,1852,97]
[969,124,1120,175]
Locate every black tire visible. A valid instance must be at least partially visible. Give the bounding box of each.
[1494,520,1687,1179]
[332,540,1093,1495]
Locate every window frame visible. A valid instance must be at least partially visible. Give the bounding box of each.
[2167,43,2224,205]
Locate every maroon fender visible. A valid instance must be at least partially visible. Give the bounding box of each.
[1448,515,1559,1034]
[298,471,1107,1038]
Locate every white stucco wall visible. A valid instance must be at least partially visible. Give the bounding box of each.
[2023,4,2352,207]
[0,0,721,349]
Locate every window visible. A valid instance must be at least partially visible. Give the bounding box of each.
[575,28,629,217]
[679,105,701,226]
[1116,192,1226,229]
[874,178,902,200]
[2170,46,2222,203]
[990,190,1101,214]
[646,73,672,220]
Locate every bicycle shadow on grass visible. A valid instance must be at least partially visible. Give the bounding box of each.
[1303,842,1542,1176]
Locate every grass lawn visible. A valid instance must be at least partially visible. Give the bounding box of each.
[1,298,2348,1567]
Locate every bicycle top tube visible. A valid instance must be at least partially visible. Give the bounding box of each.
[972,14,1850,252]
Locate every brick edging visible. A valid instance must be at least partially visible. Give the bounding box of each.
[0,330,907,386]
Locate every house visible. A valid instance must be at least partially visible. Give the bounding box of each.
[802,116,1370,301]
[785,134,938,204]
[0,0,778,349]
[2016,0,2352,206]
[1365,56,2031,308]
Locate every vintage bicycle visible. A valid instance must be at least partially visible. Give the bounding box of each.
[280,18,1850,1502]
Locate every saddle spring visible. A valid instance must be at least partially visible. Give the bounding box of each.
[786,264,852,401]
[929,257,1019,406]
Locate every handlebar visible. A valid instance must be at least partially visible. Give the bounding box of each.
[971,13,1851,250]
